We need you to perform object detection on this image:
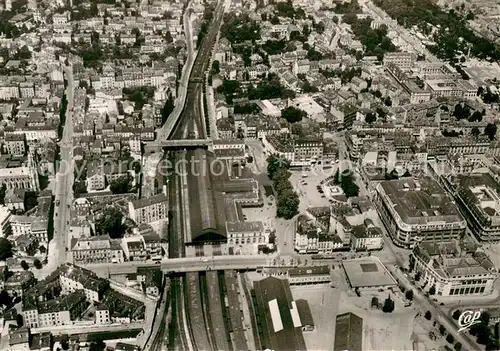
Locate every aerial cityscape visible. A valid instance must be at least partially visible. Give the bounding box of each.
[0,0,499,350]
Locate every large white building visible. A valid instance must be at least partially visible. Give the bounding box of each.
[412,241,497,297]
[375,177,467,248]
[425,79,476,100]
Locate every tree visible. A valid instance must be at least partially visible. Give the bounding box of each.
[429,285,436,295]
[452,309,461,320]
[267,155,289,180]
[281,106,306,123]
[0,290,12,307]
[211,60,220,75]
[405,290,414,301]
[95,207,126,239]
[20,260,29,270]
[161,92,175,125]
[415,272,421,281]
[60,334,69,350]
[384,96,392,106]
[276,191,300,219]
[33,259,42,269]
[469,110,483,122]
[454,342,462,351]
[89,340,106,351]
[471,127,480,137]
[446,334,455,344]
[16,313,23,327]
[109,176,132,194]
[485,123,497,140]
[0,238,13,261]
[382,295,395,313]
[365,112,377,124]
[0,184,6,205]
[439,325,446,335]
[340,173,359,198]
[425,311,432,320]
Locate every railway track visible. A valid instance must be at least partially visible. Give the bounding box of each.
[161,1,229,350]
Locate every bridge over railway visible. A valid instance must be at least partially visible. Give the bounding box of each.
[160,138,212,149]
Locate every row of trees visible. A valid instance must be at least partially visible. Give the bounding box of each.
[220,13,260,45]
[216,74,295,104]
[373,0,500,61]
[453,103,485,122]
[58,93,68,139]
[342,14,396,60]
[267,156,299,220]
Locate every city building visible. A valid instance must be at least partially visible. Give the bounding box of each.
[334,312,363,351]
[70,236,125,264]
[350,221,384,251]
[0,206,11,237]
[425,79,477,100]
[443,173,500,242]
[1,271,36,297]
[342,257,398,290]
[226,221,268,246]
[260,266,331,285]
[128,193,168,224]
[412,241,497,296]
[294,215,343,254]
[253,277,308,351]
[25,291,88,328]
[375,177,466,248]
[383,52,416,70]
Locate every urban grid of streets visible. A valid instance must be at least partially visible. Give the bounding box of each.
[10,0,500,350]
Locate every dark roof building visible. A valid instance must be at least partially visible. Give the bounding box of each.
[334,312,363,351]
[253,277,307,351]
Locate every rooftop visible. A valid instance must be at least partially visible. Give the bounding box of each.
[253,277,307,351]
[379,177,464,226]
[342,258,398,288]
[334,312,363,351]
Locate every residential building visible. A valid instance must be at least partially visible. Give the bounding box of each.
[425,79,477,100]
[9,327,30,351]
[375,177,466,248]
[2,271,36,297]
[443,173,500,241]
[70,236,125,264]
[295,215,343,254]
[4,134,26,156]
[412,241,497,296]
[350,220,384,251]
[383,52,416,70]
[34,291,87,328]
[0,206,11,237]
[128,193,168,224]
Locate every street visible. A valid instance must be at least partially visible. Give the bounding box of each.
[37,63,76,278]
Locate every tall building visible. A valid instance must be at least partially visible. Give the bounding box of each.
[375,177,466,248]
[128,193,168,225]
[412,240,497,296]
[443,173,500,241]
